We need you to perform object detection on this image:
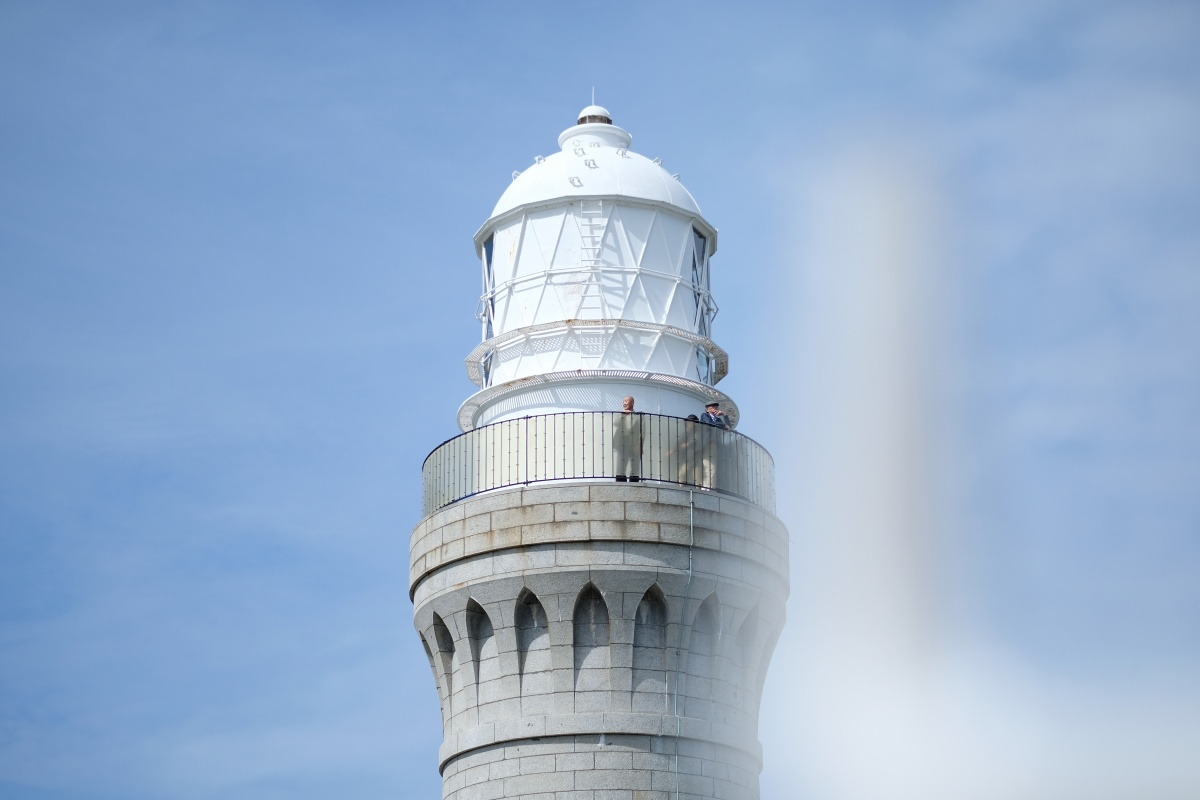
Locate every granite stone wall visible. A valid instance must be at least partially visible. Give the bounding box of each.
[410,483,789,799]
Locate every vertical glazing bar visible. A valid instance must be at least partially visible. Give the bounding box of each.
[598,411,603,479]
[761,449,767,510]
[603,411,609,479]
[652,417,662,484]
[666,415,673,485]
[653,414,658,482]
[637,412,643,482]
[603,411,609,478]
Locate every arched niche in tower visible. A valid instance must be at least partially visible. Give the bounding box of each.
[632,585,668,712]
[465,599,499,710]
[514,589,552,706]
[685,593,720,722]
[418,632,449,728]
[430,612,457,719]
[734,606,760,715]
[754,626,783,718]
[573,583,611,707]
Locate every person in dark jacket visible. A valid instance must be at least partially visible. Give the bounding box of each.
[700,402,731,430]
[699,402,729,488]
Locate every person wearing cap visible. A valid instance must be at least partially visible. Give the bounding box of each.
[698,402,729,489]
[700,401,730,430]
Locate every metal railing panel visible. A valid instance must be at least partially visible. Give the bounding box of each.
[421,412,776,515]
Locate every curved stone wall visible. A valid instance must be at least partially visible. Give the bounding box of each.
[410,483,789,799]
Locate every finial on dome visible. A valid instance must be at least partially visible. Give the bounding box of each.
[577,104,612,125]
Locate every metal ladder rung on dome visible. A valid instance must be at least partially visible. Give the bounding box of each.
[575,269,607,318]
[579,199,605,268]
[576,199,607,317]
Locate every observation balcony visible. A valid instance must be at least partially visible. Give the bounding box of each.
[421,411,775,515]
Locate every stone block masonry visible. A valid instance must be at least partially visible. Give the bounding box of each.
[411,483,789,800]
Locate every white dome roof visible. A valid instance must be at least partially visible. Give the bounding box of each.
[484,113,704,227]
[576,104,611,122]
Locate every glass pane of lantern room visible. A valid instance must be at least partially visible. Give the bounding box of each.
[483,236,496,338]
[691,229,707,281]
[691,229,708,337]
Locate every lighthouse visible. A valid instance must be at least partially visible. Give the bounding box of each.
[410,105,789,800]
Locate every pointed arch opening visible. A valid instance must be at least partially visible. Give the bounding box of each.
[573,583,611,708]
[632,585,669,712]
[755,628,782,717]
[685,594,720,721]
[419,632,448,727]
[465,600,496,676]
[463,599,496,724]
[734,606,760,713]
[430,613,457,718]
[515,589,552,706]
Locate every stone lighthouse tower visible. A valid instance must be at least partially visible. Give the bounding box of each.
[410,105,789,800]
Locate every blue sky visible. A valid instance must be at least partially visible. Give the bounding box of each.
[1,1,1197,798]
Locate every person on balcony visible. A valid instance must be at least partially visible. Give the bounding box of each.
[700,402,729,489]
[700,402,731,430]
[612,395,643,482]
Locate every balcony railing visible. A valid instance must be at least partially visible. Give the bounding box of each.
[421,411,776,515]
